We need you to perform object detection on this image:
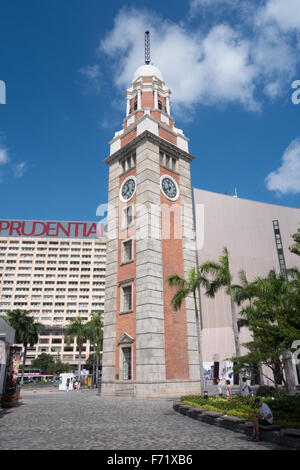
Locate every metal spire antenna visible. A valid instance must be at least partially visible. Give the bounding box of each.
[145,30,150,65]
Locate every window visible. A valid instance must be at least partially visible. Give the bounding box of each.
[122,347,132,380]
[160,152,164,166]
[159,150,177,172]
[122,239,133,264]
[120,152,136,174]
[272,220,287,278]
[123,205,133,230]
[121,284,133,312]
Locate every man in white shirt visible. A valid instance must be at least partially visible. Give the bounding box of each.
[248,398,273,442]
[241,377,250,397]
[216,378,223,397]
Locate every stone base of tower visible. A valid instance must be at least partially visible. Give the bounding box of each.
[100,380,202,397]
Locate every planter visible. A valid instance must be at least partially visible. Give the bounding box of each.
[1,389,21,408]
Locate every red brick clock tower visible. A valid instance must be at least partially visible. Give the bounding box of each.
[101,54,200,396]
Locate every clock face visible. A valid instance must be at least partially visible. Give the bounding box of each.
[120,177,136,202]
[161,175,179,201]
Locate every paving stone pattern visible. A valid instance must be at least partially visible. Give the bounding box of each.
[0,389,288,450]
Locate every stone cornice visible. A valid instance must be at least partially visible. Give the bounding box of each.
[105,130,195,167]
[111,114,184,145]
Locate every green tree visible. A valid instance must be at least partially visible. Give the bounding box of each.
[232,269,300,394]
[231,270,263,384]
[4,309,44,384]
[290,227,300,256]
[48,358,73,375]
[168,268,206,393]
[65,317,89,380]
[31,353,55,374]
[199,247,243,390]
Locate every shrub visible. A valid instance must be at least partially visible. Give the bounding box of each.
[181,394,300,428]
[256,385,286,397]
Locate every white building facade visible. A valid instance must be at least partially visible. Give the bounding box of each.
[193,188,300,386]
[0,220,106,369]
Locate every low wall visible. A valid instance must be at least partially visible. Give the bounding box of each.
[173,402,300,450]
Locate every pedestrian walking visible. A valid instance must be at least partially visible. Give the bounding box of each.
[66,378,70,392]
[216,378,223,397]
[77,379,81,392]
[226,379,232,397]
[241,377,250,397]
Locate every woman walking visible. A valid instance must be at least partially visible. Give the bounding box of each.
[226,380,232,397]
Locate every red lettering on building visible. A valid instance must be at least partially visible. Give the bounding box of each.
[0,220,106,238]
[9,221,22,236]
[86,223,97,237]
[56,222,71,237]
[0,221,9,233]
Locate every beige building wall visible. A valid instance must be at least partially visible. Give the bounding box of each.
[193,188,300,381]
[0,234,106,367]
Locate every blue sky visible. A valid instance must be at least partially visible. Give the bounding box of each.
[0,0,300,223]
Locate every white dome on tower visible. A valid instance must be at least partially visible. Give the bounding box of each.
[133,64,164,83]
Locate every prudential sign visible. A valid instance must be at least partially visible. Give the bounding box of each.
[0,220,106,239]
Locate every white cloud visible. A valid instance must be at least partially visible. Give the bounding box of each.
[13,162,27,178]
[251,23,298,99]
[100,9,259,112]
[78,64,102,94]
[94,3,300,115]
[265,138,300,194]
[257,0,300,32]
[190,0,241,11]
[0,146,9,165]
[99,4,300,114]
[0,145,27,182]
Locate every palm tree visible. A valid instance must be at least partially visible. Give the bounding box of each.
[231,270,263,384]
[5,309,44,384]
[85,313,103,385]
[199,247,243,390]
[168,268,206,393]
[252,269,299,394]
[231,270,257,308]
[65,317,89,381]
[232,268,300,394]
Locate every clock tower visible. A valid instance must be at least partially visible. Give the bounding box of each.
[101,49,201,396]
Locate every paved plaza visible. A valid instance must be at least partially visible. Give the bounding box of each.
[0,389,288,450]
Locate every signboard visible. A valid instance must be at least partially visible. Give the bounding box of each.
[0,220,106,239]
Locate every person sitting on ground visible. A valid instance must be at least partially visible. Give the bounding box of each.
[248,398,273,442]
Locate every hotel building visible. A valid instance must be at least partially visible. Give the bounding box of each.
[0,220,106,369]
